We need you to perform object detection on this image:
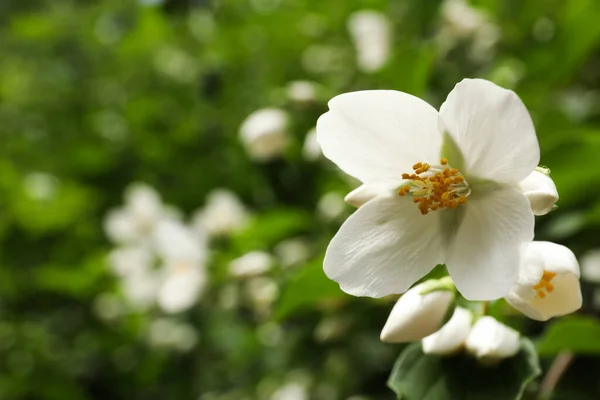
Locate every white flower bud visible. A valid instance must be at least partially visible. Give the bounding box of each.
[286,80,318,104]
[229,251,273,277]
[465,316,520,364]
[422,307,472,356]
[518,169,558,216]
[505,241,581,321]
[344,184,392,208]
[239,108,289,161]
[580,249,600,284]
[347,11,391,73]
[380,281,454,343]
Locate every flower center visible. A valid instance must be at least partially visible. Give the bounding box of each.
[533,270,556,299]
[398,158,470,215]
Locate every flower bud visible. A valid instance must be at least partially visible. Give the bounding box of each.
[380,280,455,343]
[422,307,472,356]
[518,169,558,216]
[505,241,581,321]
[229,251,273,278]
[465,316,520,364]
[239,108,289,161]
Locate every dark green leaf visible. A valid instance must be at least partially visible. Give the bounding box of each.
[387,339,541,400]
[537,316,600,356]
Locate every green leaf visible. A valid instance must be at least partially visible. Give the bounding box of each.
[274,258,345,319]
[537,316,600,356]
[387,339,541,400]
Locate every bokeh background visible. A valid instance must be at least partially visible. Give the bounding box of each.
[2,0,600,399]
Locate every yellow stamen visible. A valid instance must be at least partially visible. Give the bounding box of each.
[399,158,469,215]
[533,270,557,299]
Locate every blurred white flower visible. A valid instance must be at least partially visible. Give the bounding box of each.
[273,238,311,268]
[104,183,166,245]
[347,10,391,73]
[270,382,309,400]
[218,284,240,310]
[286,80,318,104]
[23,172,59,201]
[314,315,352,343]
[465,316,520,364]
[239,108,289,161]
[193,188,249,237]
[245,277,279,311]
[229,251,273,278]
[147,318,198,352]
[108,246,152,277]
[153,219,205,263]
[380,280,455,343]
[518,168,558,216]
[158,264,206,314]
[581,249,600,283]
[422,307,472,356]
[153,46,198,84]
[438,0,500,62]
[121,270,161,310]
[317,191,346,221]
[505,241,581,321]
[302,128,321,161]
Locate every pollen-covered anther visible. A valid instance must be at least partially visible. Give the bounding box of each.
[533,270,557,299]
[399,158,471,215]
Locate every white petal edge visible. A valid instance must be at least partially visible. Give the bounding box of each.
[324,196,444,298]
[440,78,540,184]
[446,185,535,300]
[518,170,559,216]
[317,90,442,188]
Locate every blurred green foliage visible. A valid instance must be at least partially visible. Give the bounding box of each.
[1,0,600,399]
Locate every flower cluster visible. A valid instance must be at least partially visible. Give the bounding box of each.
[316,78,581,364]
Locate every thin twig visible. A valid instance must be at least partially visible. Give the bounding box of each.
[538,352,574,400]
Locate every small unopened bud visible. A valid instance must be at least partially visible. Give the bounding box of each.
[422,307,472,356]
[465,316,520,364]
[518,169,558,216]
[380,280,455,343]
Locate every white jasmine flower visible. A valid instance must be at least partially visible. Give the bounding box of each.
[157,264,206,314]
[422,307,472,356]
[287,80,318,104]
[229,251,273,277]
[104,183,166,244]
[580,249,600,283]
[518,168,558,216]
[302,128,322,161]
[153,219,205,264]
[317,191,346,221]
[380,280,455,343]
[465,316,520,364]
[239,108,289,161]
[347,10,391,73]
[505,241,581,321]
[193,188,249,237]
[317,78,539,300]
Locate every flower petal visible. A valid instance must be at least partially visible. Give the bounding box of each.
[440,79,539,184]
[518,170,559,216]
[323,196,444,297]
[422,307,473,356]
[446,186,535,300]
[317,90,442,187]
